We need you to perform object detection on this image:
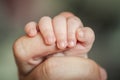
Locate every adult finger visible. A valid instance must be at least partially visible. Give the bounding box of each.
[24,57,102,80]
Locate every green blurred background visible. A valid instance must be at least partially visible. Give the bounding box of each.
[0,0,120,80]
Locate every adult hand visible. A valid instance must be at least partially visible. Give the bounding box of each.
[13,12,107,80]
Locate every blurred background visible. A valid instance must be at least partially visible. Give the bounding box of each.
[0,0,120,80]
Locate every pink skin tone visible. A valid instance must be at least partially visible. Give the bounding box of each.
[13,12,107,80]
[24,12,94,58]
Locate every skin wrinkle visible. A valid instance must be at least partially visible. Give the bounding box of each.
[13,38,31,76]
[13,12,107,80]
[13,40,31,78]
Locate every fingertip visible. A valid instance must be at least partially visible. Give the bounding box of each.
[84,27,95,43]
[25,21,37,37]
[29,29,37,37]
[68,40,76,48]
[76,27,95,45]
[45,36,56,45]
[57,41,67,49]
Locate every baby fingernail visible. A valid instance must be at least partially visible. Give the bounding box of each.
[57,41,67,49]
[68,40,75,47]
[46,37,55,44]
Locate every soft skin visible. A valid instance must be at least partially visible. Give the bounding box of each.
[13,12,107,80]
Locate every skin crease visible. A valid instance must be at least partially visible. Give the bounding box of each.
[13,12,107,80]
